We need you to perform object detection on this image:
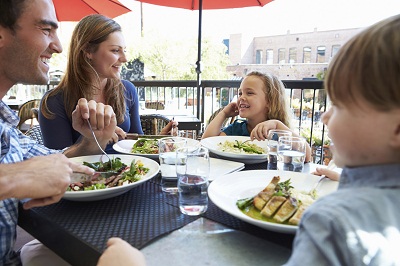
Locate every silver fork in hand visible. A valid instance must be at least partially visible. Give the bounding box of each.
[86,119,112,164]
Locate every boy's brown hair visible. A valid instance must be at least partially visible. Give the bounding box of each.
[325,15,400,111]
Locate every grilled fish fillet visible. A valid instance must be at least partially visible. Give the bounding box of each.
[253,176,280,211]
[273,198,298,223]
[260,195,286,217]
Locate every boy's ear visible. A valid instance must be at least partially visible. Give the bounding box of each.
[390,116,400,148]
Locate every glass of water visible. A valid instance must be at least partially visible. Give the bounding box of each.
[176,146,209,216]
[277,136,307,172]
[267,130,292,170]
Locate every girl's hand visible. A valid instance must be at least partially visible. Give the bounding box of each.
[312,167,341,181]
[250,120,287,141]
[222,102,239,118]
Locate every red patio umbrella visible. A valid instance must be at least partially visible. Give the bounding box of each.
[135,0,274,121]
[53,0,131,21]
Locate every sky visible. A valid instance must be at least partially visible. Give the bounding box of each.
[116,0,400,41]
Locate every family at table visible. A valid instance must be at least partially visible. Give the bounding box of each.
[1,0,400,265]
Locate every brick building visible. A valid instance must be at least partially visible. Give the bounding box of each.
[226,28,363,80]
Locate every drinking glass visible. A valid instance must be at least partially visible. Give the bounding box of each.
[158,137,188,193]
[277,136,307,172]
[176,146,209,216]
[267,130,292,170]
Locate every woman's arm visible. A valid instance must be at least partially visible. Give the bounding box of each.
[39,92,76,149]
[123,80,144,134]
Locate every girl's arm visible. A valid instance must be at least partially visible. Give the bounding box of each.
[202,103,237,139]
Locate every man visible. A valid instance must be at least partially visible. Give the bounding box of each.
[0,0,117,264]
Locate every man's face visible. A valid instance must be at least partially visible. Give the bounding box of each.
[0,0,62,91]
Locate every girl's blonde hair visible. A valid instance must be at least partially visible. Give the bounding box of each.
[41,14,126,123]
[246,71,292,128]
[325,14,400,111]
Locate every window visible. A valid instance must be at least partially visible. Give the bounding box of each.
[266,49,273,64]
[256,49,263,64]
[303,47,311,63]
[289,48,297,63]
[316,46,326,63]
[331,45,340,58]
[278,48,286,64]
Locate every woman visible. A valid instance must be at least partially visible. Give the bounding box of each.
[40,14,175,153]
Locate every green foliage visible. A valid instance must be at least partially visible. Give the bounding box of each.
[134,30,230,80]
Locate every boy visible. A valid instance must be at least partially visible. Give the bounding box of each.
[285,15,400,265]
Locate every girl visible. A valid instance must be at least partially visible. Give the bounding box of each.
[202,71,311,162]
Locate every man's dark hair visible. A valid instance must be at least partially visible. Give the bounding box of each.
[0,0,27,32]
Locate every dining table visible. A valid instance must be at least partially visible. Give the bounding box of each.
[17,159,320,266]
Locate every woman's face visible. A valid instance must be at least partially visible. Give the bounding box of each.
[88,31,127,80]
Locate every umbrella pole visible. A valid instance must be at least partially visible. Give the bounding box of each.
[196,0,203,124]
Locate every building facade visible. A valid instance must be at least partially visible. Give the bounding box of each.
[226,28,362,80]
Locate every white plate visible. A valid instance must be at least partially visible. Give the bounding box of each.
[64,155,160,201]
[113,138,200,159]
[209,158,244,181]
[208,170,339,234]
[200,136,268,164]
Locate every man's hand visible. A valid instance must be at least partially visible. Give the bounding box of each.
[0,154,94,209]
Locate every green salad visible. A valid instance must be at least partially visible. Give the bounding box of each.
[131,139,159,154]
[68,157,149,191]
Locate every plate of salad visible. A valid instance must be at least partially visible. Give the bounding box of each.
[113,138,199,159]
[200,136,268,164]
[64,155,160,201]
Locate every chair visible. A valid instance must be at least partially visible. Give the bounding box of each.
[25,125,43,145]
[17,99,41,131]
[145,101,165,110]
[140,114,170,135]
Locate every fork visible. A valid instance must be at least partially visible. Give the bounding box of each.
[309,160,337,197]
[86,119,112,164]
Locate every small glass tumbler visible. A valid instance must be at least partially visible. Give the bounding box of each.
[176,146,210,216]
[158,137,188,193]
[267,130,292,170]
[277,136,307,172]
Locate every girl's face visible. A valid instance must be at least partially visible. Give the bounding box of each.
[321,98,398,168]
[237,76,268,121]
[88,31,127,80]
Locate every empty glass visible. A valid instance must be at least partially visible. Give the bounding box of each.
[267,130,292,170]
[158,137,188,193]
[277,136,307,172]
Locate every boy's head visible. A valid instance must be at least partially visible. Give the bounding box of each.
[322,15,400,168]
[325,15,400,110]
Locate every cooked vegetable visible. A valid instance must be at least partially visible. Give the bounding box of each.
[217,140,265,154]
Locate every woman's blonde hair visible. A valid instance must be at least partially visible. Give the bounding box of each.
[325,14,400,111]
[245,71,292,128]
[41,14,126,122]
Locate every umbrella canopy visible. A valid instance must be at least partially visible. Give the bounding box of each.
[138,0,272,10]
[53,0,131,21]
[135,0,273,121]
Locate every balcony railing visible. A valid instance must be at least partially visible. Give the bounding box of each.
[6,79,330,164]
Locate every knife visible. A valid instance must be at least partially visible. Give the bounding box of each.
[71,171,118,183]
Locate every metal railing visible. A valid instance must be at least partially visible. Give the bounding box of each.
[6,79,330,164]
